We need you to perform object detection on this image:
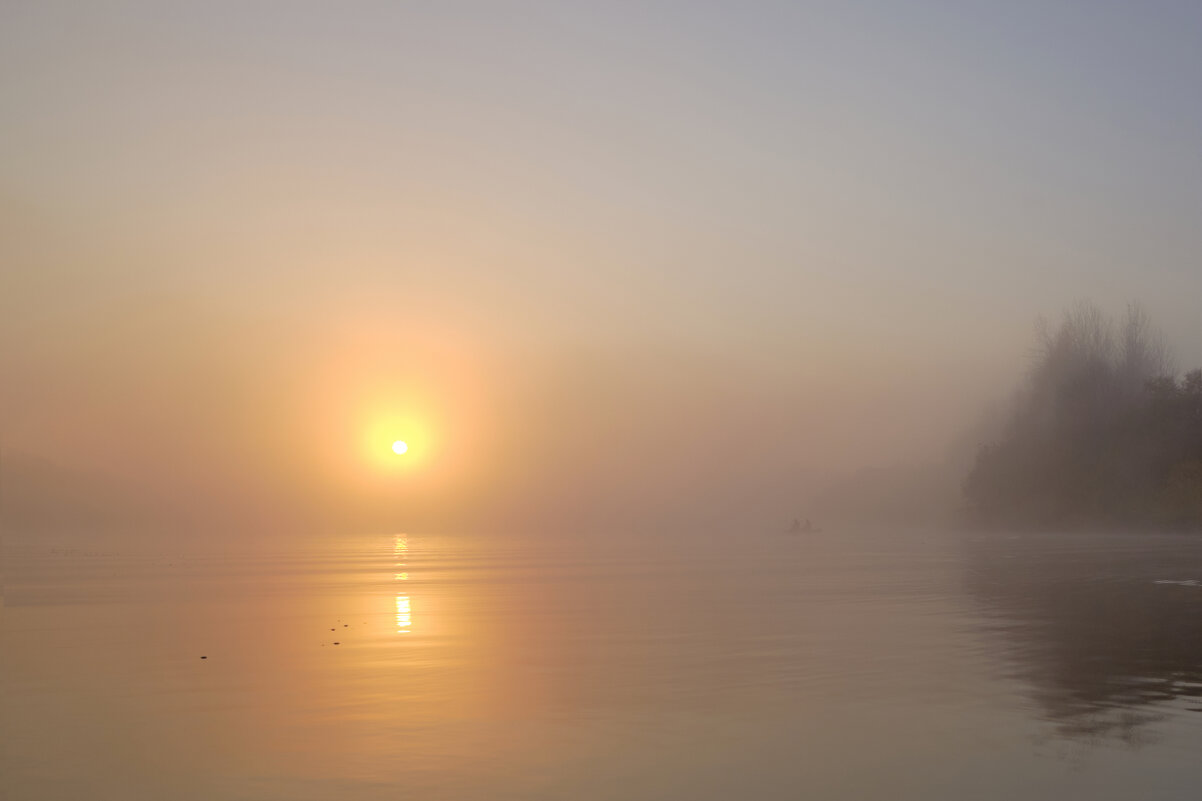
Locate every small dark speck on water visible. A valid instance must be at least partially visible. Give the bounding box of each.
[200,656,207,659]
[333,642,340,645]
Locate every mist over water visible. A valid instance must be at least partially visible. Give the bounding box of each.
[5,2,1202,798]
[4,2,1202,540]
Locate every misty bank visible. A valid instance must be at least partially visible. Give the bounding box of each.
[964,303,1202,531]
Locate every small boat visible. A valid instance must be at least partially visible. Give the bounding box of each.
[788,518,821,534]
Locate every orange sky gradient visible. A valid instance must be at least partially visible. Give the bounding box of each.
[4,2,1201,538]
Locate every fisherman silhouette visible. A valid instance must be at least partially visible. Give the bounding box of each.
[788,518,816,534]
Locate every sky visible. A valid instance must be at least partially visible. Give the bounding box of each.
[3,1,1201,536]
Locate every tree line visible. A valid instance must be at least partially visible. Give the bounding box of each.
[964,302,1202,529]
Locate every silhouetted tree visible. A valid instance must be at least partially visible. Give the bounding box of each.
[965,302,1202,529]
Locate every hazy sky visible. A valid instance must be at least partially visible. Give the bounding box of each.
[3,2,1201,535]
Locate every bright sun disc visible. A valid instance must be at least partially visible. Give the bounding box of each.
[392,440,408,455]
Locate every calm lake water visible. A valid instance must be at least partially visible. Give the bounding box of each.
[4,528,1202,800]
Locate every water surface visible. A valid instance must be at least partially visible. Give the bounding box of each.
[4,528,1202,799]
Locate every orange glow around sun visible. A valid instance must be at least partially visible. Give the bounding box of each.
[362,413,431,474]
[300,321,497,497]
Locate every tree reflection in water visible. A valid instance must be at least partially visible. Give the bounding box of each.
[964,532,1202,743]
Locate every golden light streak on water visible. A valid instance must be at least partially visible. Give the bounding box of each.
[394,535,411,633]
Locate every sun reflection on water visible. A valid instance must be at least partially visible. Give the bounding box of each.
[394,535,411,633]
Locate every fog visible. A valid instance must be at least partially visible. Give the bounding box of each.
[4,2,1202,540]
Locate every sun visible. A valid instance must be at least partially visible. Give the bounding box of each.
[392,440,408,455]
